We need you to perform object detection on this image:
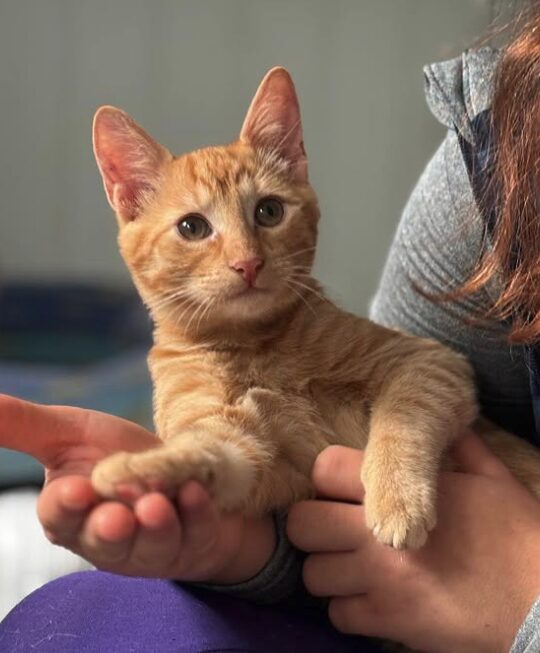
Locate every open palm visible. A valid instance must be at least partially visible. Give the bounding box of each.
[0,393,272,583]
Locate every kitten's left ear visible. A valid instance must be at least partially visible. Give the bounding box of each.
[240,67,307,181]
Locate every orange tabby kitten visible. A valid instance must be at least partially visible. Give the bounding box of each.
[91,67,540,550]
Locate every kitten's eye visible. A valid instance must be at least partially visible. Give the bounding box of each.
[254,198,284,227]
[177,214,212,241]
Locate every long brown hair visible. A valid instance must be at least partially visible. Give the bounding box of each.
[457,2,540,343]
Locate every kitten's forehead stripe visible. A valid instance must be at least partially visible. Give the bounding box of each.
[171,146,274,235]
[180,146,279,201]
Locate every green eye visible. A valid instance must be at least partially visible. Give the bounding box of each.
[177,214,212,241]
[254,198,284,227]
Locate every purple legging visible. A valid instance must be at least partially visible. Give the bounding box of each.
[0,571,382,652]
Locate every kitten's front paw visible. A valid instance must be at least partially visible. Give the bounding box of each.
[91,448,214,502]
[91,442,253,510]
[362,466,436,550]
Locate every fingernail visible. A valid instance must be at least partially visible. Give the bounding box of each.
[116,483,145,502]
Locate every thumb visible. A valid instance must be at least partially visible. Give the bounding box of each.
[451,431,512,479]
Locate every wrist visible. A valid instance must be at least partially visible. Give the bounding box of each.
[207,515,276,584]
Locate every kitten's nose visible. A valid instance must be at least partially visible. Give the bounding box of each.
[231,257,264,286]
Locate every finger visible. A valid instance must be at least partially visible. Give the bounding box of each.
[0,394,157,464]
[451,432,512,479]
[80,502,137,565]
[130,493,182,571]
[177,481,220,556]
[329,595,387,638]
[287,500,367,552]
[311,446,364,502]
[37,476,98,546]
[303,551,369,597]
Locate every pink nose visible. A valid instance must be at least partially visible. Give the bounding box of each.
[231,257,264,286]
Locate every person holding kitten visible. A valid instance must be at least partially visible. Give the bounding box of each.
[3,7,540,653]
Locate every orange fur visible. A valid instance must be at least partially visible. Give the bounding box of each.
[91,68,540,550]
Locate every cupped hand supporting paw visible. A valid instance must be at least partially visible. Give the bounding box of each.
[0,394,275,583]
[287,437,540,653]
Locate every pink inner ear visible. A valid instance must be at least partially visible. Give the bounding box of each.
[93,107,169,221]
[240,68,307,181]
[111,181,155,217]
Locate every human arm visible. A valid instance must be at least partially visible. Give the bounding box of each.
[369,69,534,438]
[287,439,540,653]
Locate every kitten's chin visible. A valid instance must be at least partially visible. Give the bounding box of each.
[227,286,270,301]
[222,287,274,317]
[214,285,295,325]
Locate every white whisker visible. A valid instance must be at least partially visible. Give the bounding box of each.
[288,277,328,305]
[285,281,316,316]
[185,298,208,335]
[174,298,199,329]
[196,296,215,333]
[151,288,194,311]
[277,246,317,263]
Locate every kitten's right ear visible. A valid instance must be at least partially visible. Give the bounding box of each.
[240,67,307,181]
[93,106,172,223]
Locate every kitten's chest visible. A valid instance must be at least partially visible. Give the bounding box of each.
[224,354,371,449]
[223,350,293,398]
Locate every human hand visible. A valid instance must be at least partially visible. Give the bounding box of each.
[287,436,540,653]
[0,393,275,583]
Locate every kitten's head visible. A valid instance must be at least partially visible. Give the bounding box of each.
[93,68,319,338]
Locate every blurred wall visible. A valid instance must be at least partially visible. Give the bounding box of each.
[0,0,493,315]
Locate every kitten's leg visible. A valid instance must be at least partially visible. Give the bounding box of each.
[361,420,442,550]
[360,349,477,549]
[91,389,319,514]
[92,422,270,512]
